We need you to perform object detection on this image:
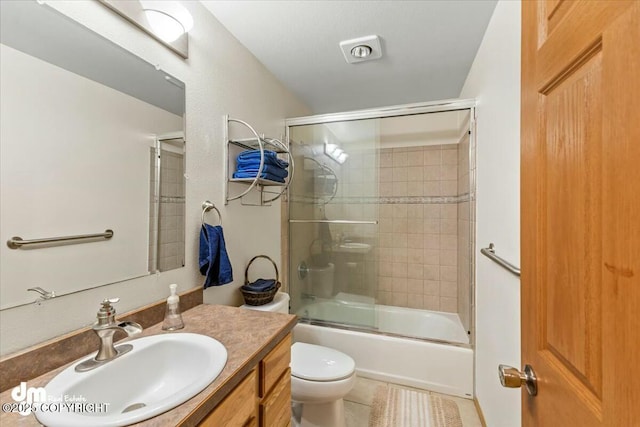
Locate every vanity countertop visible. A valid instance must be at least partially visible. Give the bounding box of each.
[0,304,297,426]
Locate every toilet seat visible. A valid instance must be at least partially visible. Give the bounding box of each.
[291,342,355,382]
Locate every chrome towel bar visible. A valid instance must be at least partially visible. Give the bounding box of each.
[201,200,222,226]
[480,243,521,277]
[7,229,114,249]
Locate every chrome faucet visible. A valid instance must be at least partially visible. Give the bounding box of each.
[75,298,143,372]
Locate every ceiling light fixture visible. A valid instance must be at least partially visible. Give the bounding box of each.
[98,0,193,58]
[325,142,349,164]
[142,1,193,43]
[339,35,383,64]
[144,10,184,42]
[351,45,372,59]
[325,143,338,155]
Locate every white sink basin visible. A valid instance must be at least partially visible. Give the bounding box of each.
[35,333,227,427]
[337,242,372,254]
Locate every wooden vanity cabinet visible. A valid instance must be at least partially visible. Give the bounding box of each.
[198,369,257,427]
[199,333,291,427]
[260,369,291,427]
[259,334,291,427]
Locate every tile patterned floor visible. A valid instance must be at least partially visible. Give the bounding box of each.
[344,376,483,427]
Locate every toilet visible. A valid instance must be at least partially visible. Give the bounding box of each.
[241,292,356,427]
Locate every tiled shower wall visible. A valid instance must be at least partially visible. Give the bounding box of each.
[149,150,157,271]
[287,125,474,321]
[149,149,185,272]
[376,145,460,312]
[158,151,185,271]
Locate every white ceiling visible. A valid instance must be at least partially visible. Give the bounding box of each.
[202,0,497,114]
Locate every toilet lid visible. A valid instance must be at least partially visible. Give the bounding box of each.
[291,342,356,382]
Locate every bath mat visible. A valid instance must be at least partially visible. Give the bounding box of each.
[368,385,463,427]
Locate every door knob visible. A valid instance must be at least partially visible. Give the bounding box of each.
[498,364,537,396]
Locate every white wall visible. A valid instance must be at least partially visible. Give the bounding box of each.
[459,1,521,426]
[0,0,309,356]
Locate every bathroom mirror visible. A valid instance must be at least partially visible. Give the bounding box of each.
[0,0,186,310]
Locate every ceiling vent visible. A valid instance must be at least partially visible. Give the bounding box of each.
[339,35,382,64]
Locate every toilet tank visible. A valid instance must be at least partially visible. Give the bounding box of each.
[240,292,290,314]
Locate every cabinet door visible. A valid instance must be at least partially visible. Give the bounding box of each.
[260,333,291,398]
[199,370,257,427]
[260,369,291,427]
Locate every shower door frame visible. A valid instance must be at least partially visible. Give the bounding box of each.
[286,98,476,126]
[284,98,477,348]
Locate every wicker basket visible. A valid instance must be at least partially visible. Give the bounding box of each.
[240,255,281,306]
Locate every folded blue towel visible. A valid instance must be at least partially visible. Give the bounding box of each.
[237,149,278,161]
[235,165,288,179]
[199,224,233,288]
[233,170,285,183]
[238,158,289,169]
[242,278,276,292]
[243,284,275,293]
[237,150,289,169]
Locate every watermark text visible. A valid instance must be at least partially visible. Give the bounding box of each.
[3,382,110,416]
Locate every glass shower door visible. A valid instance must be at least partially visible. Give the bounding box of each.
[288,119,379,330]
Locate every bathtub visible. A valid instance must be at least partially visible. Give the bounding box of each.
[293,299,473,398]
[297,298,469,344]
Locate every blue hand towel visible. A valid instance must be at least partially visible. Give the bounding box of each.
[232,170,286,183]
[199,224,233,288]
[242,278,276,292]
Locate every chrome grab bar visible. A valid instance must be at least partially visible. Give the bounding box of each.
[7,229,114,249]
[480,243,521,277]
[289,219,378,224]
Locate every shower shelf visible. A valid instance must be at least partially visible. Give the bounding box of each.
[229,177,286,186]
[224,115,294,206]
[229,137,289,154]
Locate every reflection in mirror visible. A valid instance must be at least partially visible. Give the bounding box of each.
[0,0,186,310]
[295,157,338,205]
[149,135,186,272]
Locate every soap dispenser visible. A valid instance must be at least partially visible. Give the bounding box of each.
[162,284,184,331]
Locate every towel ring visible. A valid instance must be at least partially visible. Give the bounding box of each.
[201,200,222,226]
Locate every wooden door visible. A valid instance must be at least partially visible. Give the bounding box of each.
[521,1,639,426]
